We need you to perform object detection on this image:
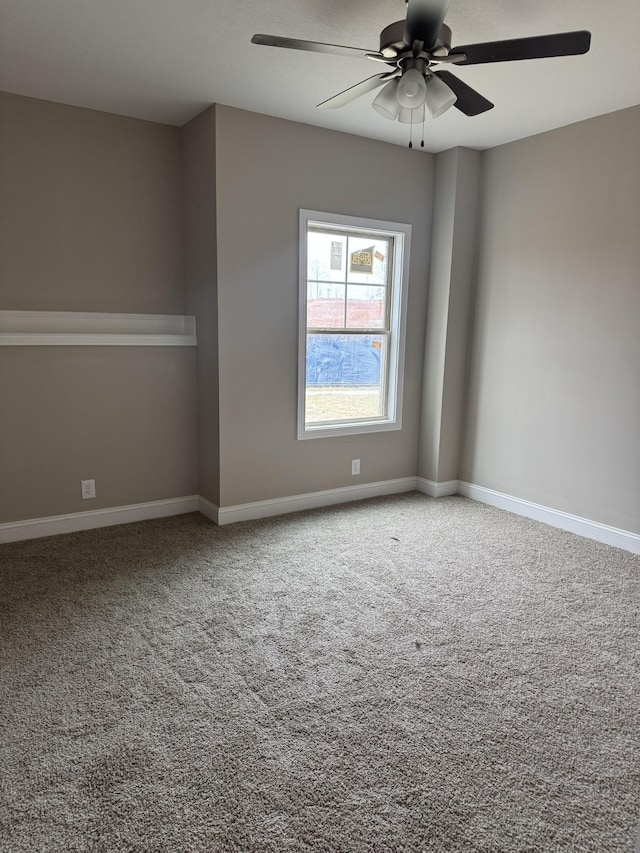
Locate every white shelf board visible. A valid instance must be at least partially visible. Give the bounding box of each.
[0,311,197,346]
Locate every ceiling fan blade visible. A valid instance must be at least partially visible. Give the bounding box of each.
[449,30,591,65]
[434,70,494,116]
[251,34,380,60]
[317,73,397,109]
[404,0,451,50]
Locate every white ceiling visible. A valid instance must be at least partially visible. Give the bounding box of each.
[1,0,639,152]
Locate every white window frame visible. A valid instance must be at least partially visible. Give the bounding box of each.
[298,209,411,440]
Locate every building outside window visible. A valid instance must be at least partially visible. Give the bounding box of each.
[298,210,411,440]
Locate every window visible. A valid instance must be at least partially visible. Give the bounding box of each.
[298,210,411,439]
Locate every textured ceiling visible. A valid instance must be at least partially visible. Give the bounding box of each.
[1,0,639,152]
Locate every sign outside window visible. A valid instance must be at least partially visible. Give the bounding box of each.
[330,241,343,271]
[349,246,375,274]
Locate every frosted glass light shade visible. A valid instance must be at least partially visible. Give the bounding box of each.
[372,79,400,120]
[397,68,427,109]
[397,105,426,124]
[425,75,457,117]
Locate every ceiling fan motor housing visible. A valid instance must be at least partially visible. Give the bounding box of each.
[379,20,452,59]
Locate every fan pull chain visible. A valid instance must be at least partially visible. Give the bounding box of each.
[421,110,425,148]
[409,110,414,149]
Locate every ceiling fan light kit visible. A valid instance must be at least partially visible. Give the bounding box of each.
[372,79,401,120]
[425,74,457,117]
[398,105,425,124]
[397,66,428,109]
[252,0,591,148]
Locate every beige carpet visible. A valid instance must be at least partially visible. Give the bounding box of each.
[1,493,639,852]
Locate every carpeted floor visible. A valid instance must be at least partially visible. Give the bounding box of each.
[1,493,639,852]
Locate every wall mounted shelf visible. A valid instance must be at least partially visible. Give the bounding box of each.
[0,311,197,346]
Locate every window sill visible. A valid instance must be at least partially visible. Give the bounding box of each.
[298,418,402,440]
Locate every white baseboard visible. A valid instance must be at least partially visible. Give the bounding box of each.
[458,481,640,555]
[1,481,418,543]
[3,482,637,556]
[198,496,219,525]
[0,496,199,544]
[215,477,418,526]
[416,477,459,498]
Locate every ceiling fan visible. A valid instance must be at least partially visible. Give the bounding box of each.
[252,0,591,142]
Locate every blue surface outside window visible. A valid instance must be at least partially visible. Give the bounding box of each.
[306,334,382,386]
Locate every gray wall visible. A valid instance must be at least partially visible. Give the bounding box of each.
[214,106,433,507]
[462,107,640,533]
[0,93,198,523]
[0,92,184,313]
[419,147,481,485]
[5,91,636,534]
[0,347,197,521]
[181,106,220,506]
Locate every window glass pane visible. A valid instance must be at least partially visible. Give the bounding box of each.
[307,282,345,328]
[346,236,391,286]
[346,284,386,329]
[305,333,387,424]
[307,231,347,283]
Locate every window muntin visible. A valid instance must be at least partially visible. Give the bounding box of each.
[298,211,410,439]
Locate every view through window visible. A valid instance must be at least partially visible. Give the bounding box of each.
[299,211,410,439]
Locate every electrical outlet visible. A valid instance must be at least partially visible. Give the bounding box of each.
[351,459,360,476]
[81,479,96,500]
